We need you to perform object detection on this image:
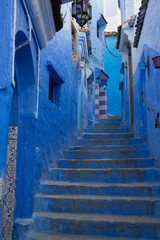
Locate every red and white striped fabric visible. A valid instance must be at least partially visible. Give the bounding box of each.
[99,83,107,119]
[95,83,99,119]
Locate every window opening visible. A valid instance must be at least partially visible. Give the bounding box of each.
[48,75,60,107]
[97,23,100,38]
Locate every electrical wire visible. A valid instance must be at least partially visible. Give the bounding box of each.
[104,37,121,58]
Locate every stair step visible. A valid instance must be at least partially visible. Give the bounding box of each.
[78,138,142,146]
[94,123,121,128]
[83,132,133,140]
[96,117,121,123]
[84,128,129,133]
[28,231,145,240]
[34,194,160,216]
[59,158,154,169]
[40,181,160,197]
[69,144,147,151]
[64,148,150,159]
[48,167,160,183]
[33,212,160,239]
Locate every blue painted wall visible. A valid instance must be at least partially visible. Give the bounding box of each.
[104,36,122,116]
[0,0,15,237]
[121,63,130,128]
[36,29,78,185]
[0,0,86,234]
[133,44,160,164]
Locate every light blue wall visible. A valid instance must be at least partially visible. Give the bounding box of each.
[104,36,122,116]
[133,44,160,164]
[122,66,130,128]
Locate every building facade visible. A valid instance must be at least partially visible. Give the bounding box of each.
[0,0,107,239]
[117,0,160,163]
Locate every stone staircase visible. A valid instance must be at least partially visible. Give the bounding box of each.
[28,117,160,239]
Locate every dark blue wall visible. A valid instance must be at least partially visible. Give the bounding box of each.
[35,30,78,187]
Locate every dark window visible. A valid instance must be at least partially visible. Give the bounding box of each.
[49,79,54,103]
[48,75,60,107]
[97,23,100,38]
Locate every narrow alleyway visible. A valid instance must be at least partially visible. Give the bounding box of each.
[25,117,160,239]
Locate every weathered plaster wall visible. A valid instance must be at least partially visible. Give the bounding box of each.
[89,0,105,70]
[35,3,80,187]
[133,44,160,164]
[0,0,15,237]
[132,0,160,73]
[87,0,106,123]
[119,0,141,22]
[0,0,15,178]
[104,36,122,116]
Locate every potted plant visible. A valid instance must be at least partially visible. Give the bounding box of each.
[152,56,160,69]
[138,61,147,72]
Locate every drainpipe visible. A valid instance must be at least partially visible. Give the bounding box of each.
[77,58,85,136]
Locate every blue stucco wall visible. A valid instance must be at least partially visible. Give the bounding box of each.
[0,0,15,237]
[0,1,85,235]
[36,29,78,184]
[133,44,160,164]
[104,36,122,116]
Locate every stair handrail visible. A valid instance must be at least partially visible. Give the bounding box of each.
[141,91,160,129]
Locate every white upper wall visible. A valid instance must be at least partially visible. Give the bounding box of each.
[120,0,141,22]
[104,0,121,32]
[133,0,160,72]
[88,0,107,69]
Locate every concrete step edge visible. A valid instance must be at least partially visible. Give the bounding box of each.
[33,212,160,223]
[35,194,160,201]
[59,157,153,161]
[65,148,149,153]
[83,133,133,136]
[28,231,143,240]
[69,144,147,149]
[49,167,158,171]
[79,138,142,141]
[40,181,160,187]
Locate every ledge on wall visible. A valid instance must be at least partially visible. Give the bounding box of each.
[26,0,63,49]
[47,61,64,84]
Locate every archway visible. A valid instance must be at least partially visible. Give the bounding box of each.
[9,31,36,219]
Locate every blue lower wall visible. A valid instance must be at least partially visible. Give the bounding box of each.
[104,36,122,116]
[35,29,79,188]
[133,44,160,164]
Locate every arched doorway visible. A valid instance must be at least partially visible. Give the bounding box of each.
[2,31,36,234]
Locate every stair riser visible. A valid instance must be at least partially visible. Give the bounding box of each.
[78,138,141,146]
[34,197,160,217]
[40,184,160,197]
[69,144,147,151]
[83,133,133,140]
[33,217,160,239]
[48,169,160,183]
[94,123,121,128]
[96,119,121,124]
[64,149,150,160]
[84,128,129,133]
[58,159,154,169]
